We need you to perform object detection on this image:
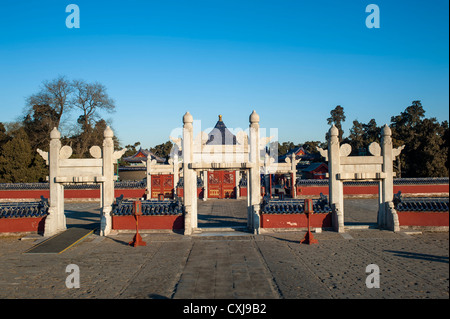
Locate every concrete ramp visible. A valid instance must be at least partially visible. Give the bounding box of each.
[24,227,95,254]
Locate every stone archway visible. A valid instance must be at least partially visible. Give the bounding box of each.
[318,124,405,232]
[37,127,126,237]
[180,111,264,235]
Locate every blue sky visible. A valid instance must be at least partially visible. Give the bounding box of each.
[0,0,448,148]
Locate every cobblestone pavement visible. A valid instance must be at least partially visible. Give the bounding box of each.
[0,200,448,299]
[198,199,248,229]
[344,198,379,225]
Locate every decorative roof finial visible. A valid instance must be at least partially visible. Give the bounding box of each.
[183,111,193,124]
[382,124,391,136]
[104,126,114,138]
[219,114,223,121]
[249,110,259,124]
[50,127,61,139]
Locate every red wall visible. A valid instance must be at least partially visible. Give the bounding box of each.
[296,186,329,196]
[112,215,184,230]
[296,184,449,197]
[260,213,332,229]
[398,212,449,227]
[0,214,183,234]
[393,184,449,194]
[176,188,206,198]
[0,217,46,233]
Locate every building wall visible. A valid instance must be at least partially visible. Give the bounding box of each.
[0,180,447,200]
[119,170,146,181]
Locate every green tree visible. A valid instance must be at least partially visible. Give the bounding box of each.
[302,141,321,155]
[362,119,380,144]
[0,122,9,149]
[327,105,346,141]
[348,119,380,155]
[0,128,46,182]
[410,118,448,177]
[443,120,449,171]
[150,141,173,159]
[22,103,60,152]
[276,141,299,157]
[69,119,120,158]
[348,120,365,152]
[390,101,448,177]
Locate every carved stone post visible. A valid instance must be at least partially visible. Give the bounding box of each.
[182,112,196,235]
[44,127,66,237]
[289,153,298,198]
[380,125,400,231]
[146,156,152,200]
[100,126,114,236]
[328,125,344,233]
[235,170,240,199]
[202,170,208,201]
[249,110,261,234]
[172,153,180,199]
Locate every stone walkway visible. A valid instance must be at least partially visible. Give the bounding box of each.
[197,199,248,229]
[0,200,448,299]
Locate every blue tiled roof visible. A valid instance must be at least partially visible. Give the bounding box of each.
[111,196,184,216]
[393,192,448,212]
[296,177,449,186]
[261,194,332,214]
[205,116,237,145]
[0,181,147,190]
[0,177,447,190]
[302,162,327,172]
[0,197,49,219]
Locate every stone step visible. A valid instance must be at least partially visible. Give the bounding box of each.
[344,223,378,230]
[193,226,252,236]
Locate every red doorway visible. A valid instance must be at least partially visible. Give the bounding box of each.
[208,171,236,199]
[151,174,174,199]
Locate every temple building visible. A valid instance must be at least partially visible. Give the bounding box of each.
[122,148,165,166]
[204,115,240,198]
[302,162,328,179]
[119,148,165,180]
[206,114,237,145]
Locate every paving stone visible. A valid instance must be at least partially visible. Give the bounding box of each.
[0,200,448,299]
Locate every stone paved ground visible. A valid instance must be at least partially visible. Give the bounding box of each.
[0,200,448,299]
[197,199,248,229]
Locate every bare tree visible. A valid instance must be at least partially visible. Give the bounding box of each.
[71,80,115,129]
[70,80,116,156]
[25,75,73,129]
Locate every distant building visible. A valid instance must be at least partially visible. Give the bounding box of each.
[302,162,328,179]
[119,148,166,180]
[122,148,166,166]
[278,146,315,163]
